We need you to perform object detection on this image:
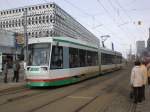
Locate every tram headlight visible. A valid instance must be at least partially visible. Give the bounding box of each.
[27,67,31,71]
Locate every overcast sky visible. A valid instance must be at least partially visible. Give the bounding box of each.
[0,0,150,57]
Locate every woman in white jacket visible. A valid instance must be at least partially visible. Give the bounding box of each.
[130,61,144,103]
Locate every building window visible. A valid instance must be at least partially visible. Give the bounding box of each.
[42,16,45,23]
[32,7,34,10]
[32,32,34,37]
[28,18,31,25]
[39,31,41,37]
[39,16,42,24]
[39,6,41,9]
[46,16,49,23]
[32,17,34,24]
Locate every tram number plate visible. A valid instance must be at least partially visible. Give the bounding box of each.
[30,68,39,71]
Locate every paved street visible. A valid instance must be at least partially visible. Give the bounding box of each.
[0,66,147,112]
[0,66,150,112]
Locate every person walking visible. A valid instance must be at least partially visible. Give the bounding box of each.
[12,60,20,82]
[3,60,8,83]
[140,61,147,100]
[130,61,144,103]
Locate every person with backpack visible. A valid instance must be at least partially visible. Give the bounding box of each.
[12,60,20,82]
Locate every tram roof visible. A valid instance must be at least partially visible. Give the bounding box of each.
[28,36,99,49]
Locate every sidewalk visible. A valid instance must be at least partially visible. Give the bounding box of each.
[135,86,150,112]
[0,69,26,91]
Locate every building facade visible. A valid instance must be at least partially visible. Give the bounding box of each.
[0,3,99,44]
[136,40,145,57]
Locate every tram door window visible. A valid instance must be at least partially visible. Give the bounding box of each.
[50,46,63,69]
[69,48,79,68]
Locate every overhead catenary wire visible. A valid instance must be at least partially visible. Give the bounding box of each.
[62,0,128,42]
[97,0,137,41]
[114,0,147,38]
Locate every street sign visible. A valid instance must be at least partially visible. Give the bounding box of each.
[15,33,24,48]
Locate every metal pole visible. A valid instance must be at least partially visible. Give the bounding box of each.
[23,9,28,62]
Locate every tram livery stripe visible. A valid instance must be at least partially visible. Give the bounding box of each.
[26,76,72,82]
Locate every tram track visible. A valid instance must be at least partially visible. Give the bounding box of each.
[0,86,29,97]
[0,68,130,112]
[26,69,125,112]
[0,90,50,106]
[72,70,126,112]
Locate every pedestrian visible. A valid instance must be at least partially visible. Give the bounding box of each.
[140,61,147,100]
[3,60,8,83]
[130,61,143,103]
[12,60,20,82]
[147,62,150,85]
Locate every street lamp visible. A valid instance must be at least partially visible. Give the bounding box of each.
[101,35,110,48]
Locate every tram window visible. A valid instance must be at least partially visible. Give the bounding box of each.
[50,46,63,69]
[92,52,98,66]
[87,51,92,66]
[69,48,79,68]
[101,53,114,65]
[28,44,50,66]
[79,49,86,67]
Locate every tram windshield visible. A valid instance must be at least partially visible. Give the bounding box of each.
[28,43,50,66]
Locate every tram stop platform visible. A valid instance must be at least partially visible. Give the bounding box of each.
[0,82,26,92]
[135,86,150,112]
[0,68,26,92]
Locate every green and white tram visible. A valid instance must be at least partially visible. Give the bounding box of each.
[26,37,122,87]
